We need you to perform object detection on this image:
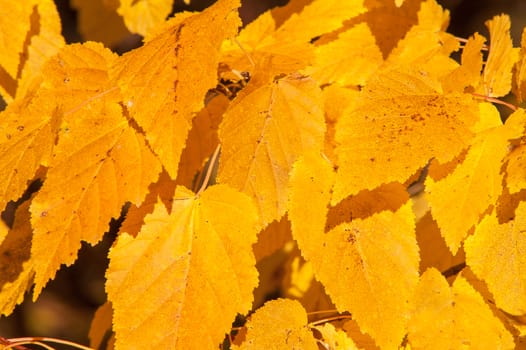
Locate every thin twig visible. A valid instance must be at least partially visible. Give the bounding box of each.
[196,144,221,196]
[309,314,353,327]
[3,337,95,350]
[471,93,518,112]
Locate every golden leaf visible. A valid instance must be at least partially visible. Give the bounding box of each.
[117,0,173,36]
[220,0,366,75]
[388,0,457,72]
[106,184,259,349]
[0,201,34,316]
[233,299,318,350]
[29,42,161,297]
[332,66,478,203]
[426,109,526,254]
[465,202,526,315]
[305,23,383,87]
[480,14,519,97]
[314,323,359,350]
[0,0,64,102]
[218,73,325,226]
[408,268,514,349]
[443,33,485,93]
[274,0,366,43]
[288,152,419,349]
[111,0,241,177]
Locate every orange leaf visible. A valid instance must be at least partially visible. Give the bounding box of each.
[111,0,241,178]
[232,299,318,350]
[332,66,478,203]
[29,42,162,298]
[106,184,259,349]
[288,152,419,349]
[218,73,325,225]
[465,202,526,315]
[426,109,526,254]
[408,268,514,349]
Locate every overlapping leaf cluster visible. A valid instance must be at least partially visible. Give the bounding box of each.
[1,0,526,349]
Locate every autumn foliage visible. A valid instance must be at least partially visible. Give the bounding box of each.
[1,0,526,349]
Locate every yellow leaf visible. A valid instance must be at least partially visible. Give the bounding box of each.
[106,184,259,349]
[443,33,485,93]
[117,0,173,36]
[408,268,514,349]
[0,200,34,316]
[71,0,130,47]
[513,28,526,102]
[220,11,314,75]
[480,14,519,97]
[29,42,162,298]
[0,1,35,79]
[332,66,478,203]
[220,0,366,75]
[0,98,58,212]
[15,0,65,101]
[288,153,419,349]
[233,299,318,350]
[464,202,526,315]
[388,0,460,85]
[0,0,64,102]
[274,0,366,43]
[306,23,383,87]
[218,73,325,226]
[315,323,359,350]
[426,109,526,254]
[111,0,241,178]
[388,0,457,71]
